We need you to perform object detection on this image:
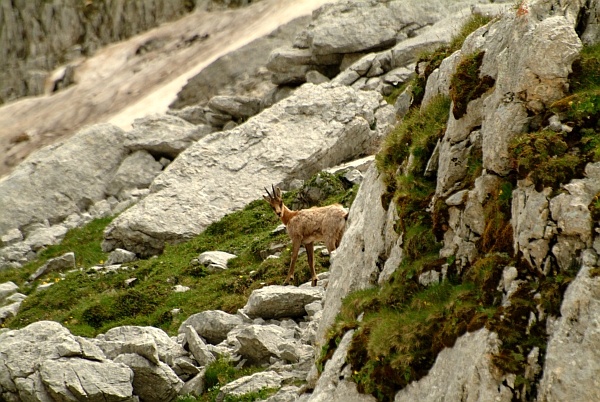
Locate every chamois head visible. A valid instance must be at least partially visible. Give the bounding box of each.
[264,185,283,217]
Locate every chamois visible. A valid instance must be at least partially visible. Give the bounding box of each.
[263,185,348,287]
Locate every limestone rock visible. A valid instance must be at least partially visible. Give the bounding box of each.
[29,252,76,281]
[394,328,513,402]
[0,229,23,247]
[242,285,324,319]
[106,249,138,266]
[39,358,134,402]
[208,96,261,119]
[198,251,237,272]
[178,310,242,345]
[216,371,283,402]
[179,369,206,396]
[538,249,600,401]
[171,15,310,109]
[0,124,128,238]
[103,83,391,256]
[0,321,136,401]
[106,150,164,198]
[0,281,18,303]
[124,114,211,159]
[235,325,288,364]
[114,353,183,402]
[184,326,216,367]
[317,165,391,345]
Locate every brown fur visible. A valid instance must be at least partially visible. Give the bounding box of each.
[264,185,348,286]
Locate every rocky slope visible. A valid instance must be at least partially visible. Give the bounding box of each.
[1,0,600,401]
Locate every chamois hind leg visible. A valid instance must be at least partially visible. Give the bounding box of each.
[285,241,301,285]
[306,242,318,287]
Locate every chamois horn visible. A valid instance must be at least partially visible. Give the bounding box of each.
[264,186,272,199]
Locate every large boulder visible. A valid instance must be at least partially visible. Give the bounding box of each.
[103,83,394,256]
[235,325,291,365]
[178,310,243,345]
[242,285,324,319]
[114,353,183,402]
[0,321,135,401]
[0,123,128,238]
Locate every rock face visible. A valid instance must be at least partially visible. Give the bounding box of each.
[394,329,512,402]
[0,0,196,105]
[316,165,400,344]
[538,250,600,402]
[0,124,128,237]
[0,321,135,401]
[103,83,394,256]
[170,15,310,109]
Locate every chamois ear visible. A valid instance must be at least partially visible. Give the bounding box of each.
[275,187,282,199]
[263,195,271,203]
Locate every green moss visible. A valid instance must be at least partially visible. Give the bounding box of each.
[409,13,495,107]
[509,130,583,189]
[569,42,600,93]
[449,51,495,119]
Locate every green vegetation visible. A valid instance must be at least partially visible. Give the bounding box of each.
[177,358,275,402]
[509,42,600,190]
[409,13,495,107]
[1,172,358,337]
[449,51,495,119]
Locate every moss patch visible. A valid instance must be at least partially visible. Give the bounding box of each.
[449,51,495,119]
[409,13,495,107]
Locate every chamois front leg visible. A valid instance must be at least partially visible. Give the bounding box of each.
[285,241,301,285]
[306,242,318,287]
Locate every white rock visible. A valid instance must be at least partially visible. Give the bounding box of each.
[216,371,283,402]
[178,310,242,345]
[198,251,237,271]
[243,285,324,319]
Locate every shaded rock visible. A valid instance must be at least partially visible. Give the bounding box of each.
[103,83,392,256]
[208,96,261,119]
[178,310,242,345]
[167,105,208,125]
[179,368,206,396]
[306,70,330,85]
[106,249,138,266]
[124,114,211,159]
[0,124,128,238]
[106,150,163,197]
[114,353,183,402]
[29,252,76,281]
[184,326,216,367]
[243,285,323,319]
[216,371,283,402]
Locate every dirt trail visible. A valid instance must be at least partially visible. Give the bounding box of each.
[0,0,334,179]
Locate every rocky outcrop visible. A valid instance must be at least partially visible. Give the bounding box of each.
[316,165,400,345]
[0,0,197,105]
[538,249,600,401]
[394,329,512,402]
[103,83,394,256]
[170,15,311,110]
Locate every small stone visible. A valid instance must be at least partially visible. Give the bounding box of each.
[173,285,190,293]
